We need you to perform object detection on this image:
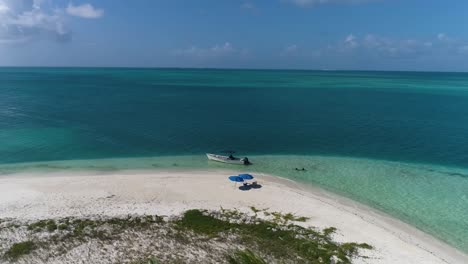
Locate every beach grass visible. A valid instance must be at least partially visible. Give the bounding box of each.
[4,241,36,261]
[1,209,371,263]
[175,209,371,263]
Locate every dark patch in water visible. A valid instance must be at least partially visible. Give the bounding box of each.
[418,166,468,179]
[86,165,119,171]
[446,172,468,178]
[34,164,72,169]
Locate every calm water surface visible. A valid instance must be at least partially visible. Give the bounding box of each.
[1,68,468,252]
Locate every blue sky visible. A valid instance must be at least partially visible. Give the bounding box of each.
[1,0,468,71]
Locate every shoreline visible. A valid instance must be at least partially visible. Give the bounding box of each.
[259,172,467,263]
[0,169,467,264]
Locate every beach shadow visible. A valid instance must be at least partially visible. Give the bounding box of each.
[238,185,252,191]
[250,183,262,189]
[238,183,263,191]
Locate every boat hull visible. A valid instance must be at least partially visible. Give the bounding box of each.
[206,153,249,165]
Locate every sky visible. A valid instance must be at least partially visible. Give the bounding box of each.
[1,0,468,71]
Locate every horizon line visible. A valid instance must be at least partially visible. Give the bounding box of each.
[0,66,467,74]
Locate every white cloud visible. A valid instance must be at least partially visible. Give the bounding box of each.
[0,0,71,44]
[0,1,103,44]
[344,34,358,48]
[0,36,30,44]
[0,1,10,14]
[175,42,236,58]
[212,42,234,53]
[241,2,255,9]
[323,33,468,59]
[281,44,301,57]
[33,0,44,10]
[66,3,103,19]
[436,33,458,44]
[358,34,427,56]
[437,33,447,41]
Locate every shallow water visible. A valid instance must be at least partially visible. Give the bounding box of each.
[1,68,468,252]
[1,155,468,252]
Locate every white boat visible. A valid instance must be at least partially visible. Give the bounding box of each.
[206,153,251,165]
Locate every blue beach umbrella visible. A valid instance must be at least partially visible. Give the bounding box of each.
[239,174,254,180]
[229,176,244,182]
[229,176,244,187]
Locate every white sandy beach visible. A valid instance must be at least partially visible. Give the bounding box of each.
[0,169,466,264]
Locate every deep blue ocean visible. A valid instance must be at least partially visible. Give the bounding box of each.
[1,68,468,252]
[1,68,468,166]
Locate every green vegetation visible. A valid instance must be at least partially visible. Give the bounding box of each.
[58,223,69,230]
[176,209,232,236]
[323,227,337,238]
[227,250,267,264]
[26,215,164,241]
[249,207,308,223]
[28,219,57,232]
[2,209,371,263]
[249,206,262,215]
[4,241,36,260]
[176,209,372,263]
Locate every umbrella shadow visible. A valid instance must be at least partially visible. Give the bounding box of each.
[238,185,252,191]
[238,183,263,191]
[250,183,262,189]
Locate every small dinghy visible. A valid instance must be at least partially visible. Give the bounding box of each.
[206,153,251,165]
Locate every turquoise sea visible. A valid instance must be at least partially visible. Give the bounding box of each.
[1,68,468,252]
